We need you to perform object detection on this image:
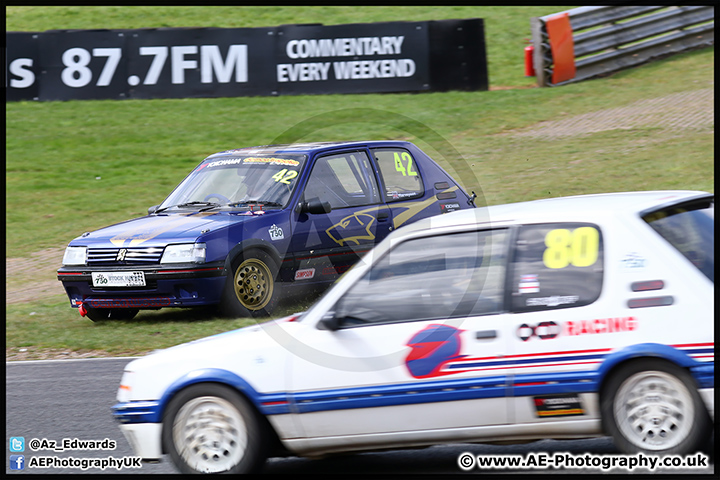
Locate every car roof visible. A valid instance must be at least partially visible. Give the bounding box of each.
[398,190,713,236]
[206,140,412,158]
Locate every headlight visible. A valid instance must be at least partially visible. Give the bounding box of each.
[160,243,206,264]
[62,246,87,265]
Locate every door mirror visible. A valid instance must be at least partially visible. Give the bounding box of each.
[299,197,332,215]
[148,205,160,215]
[318,312,340,331]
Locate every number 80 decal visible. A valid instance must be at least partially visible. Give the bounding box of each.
[543,226,599,269]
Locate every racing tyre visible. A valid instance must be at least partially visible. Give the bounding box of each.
[84,307,139,322]
[601,360,711,455]
[163,384,268,474]
[220,250,279,318]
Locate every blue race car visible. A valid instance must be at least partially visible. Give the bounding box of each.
[58,141,475,320]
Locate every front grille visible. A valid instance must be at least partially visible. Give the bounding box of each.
[87,247,164,265]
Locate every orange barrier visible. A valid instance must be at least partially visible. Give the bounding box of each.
[546,12,576,84]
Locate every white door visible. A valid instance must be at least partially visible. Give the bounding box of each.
[287,227,514,438]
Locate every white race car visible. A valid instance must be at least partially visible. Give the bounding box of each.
[113,190,714,473]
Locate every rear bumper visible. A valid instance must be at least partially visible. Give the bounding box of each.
[690,363,714,421]
[58,264,226,308]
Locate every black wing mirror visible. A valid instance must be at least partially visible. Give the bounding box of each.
[318,312,340,331]
[297,197,331,214]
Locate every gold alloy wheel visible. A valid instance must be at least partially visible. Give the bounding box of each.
[233,258,274,311]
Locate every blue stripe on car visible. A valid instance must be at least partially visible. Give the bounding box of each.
[447,352,608,369]
[112,344,713,424]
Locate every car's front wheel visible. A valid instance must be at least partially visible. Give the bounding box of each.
[162,384,268,474]
[219,250,279,318]
[601,360,711,455]
[84,307,138,322]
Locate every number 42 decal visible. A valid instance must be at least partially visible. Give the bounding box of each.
[271,169,298,184]
[394,152,418,177]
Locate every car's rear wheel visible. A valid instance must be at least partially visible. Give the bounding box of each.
[84,307,139,322]
[601,360,711,454]
[163,384,268,474]
[220,250,279,318]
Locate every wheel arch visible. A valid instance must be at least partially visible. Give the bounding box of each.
[157,368,285,455]
[596,343,704,434]
[223,239,284,273]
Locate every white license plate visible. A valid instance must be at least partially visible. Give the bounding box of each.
[92,271,146,287]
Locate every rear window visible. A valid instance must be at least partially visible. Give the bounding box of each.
[510,223,604,313]
[371,148,424,202]
[642,199,714,282]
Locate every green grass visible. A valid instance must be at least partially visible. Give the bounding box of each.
[5,6,714,358]
[6,295,316,357]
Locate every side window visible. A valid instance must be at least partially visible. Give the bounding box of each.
[510,223,603,312]
[372,148,424,202]
[334,229,509,326]
[304,151,380,209]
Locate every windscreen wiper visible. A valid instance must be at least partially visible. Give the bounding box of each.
[228,200,283,208]
[154,201,221,214]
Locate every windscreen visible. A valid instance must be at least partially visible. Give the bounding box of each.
[160,154,307,210]
[642,198,714,282]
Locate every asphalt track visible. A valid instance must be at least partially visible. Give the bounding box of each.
[6,358,714,474]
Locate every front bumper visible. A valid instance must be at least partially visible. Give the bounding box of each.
[118,423,163,461]
[113,401,163,460]
[58,263,226,308]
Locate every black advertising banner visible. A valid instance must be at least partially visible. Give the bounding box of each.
[429,19,488,92]
[6,32,40,101]
[275,21,430,95]
[38,30,129,101]
[33,27,275,101]
[6,19,486,102]
[124,27,275,99]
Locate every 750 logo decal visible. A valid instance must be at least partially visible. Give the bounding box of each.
[269,224,284,241]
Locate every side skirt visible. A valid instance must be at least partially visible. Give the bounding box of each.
[279,419,603,457]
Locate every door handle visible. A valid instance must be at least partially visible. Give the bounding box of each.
[377,211,389,221]
[476,330,497,340]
